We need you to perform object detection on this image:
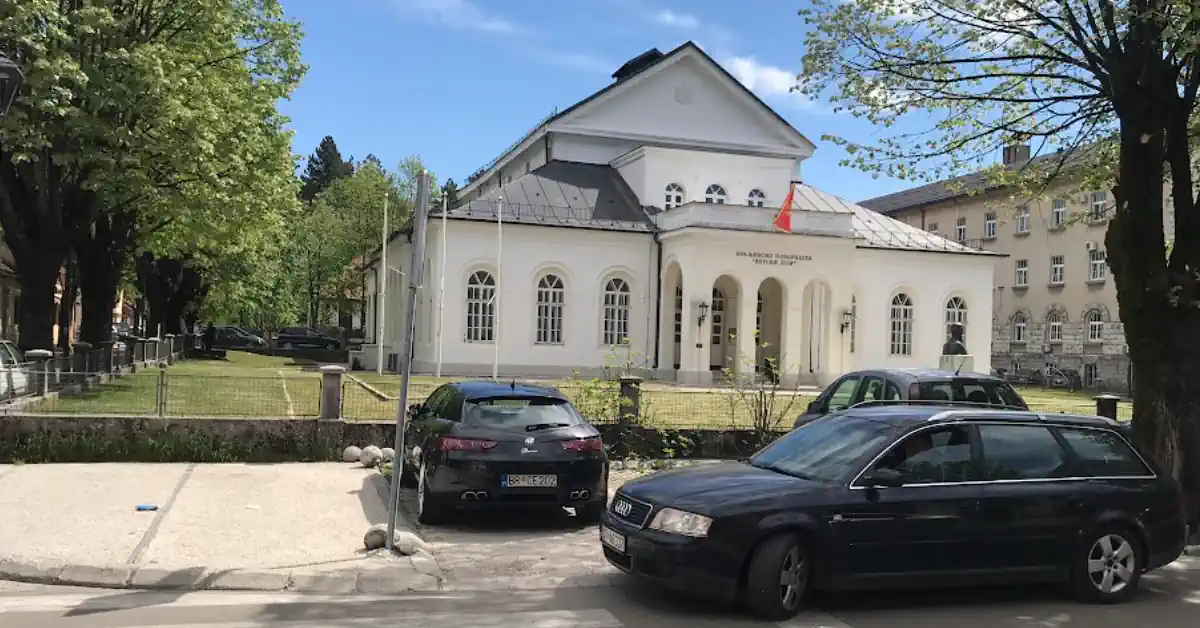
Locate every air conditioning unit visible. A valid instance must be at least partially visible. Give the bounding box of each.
[1085,241,1097,251]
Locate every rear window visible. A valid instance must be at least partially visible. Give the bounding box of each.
[462,396,582,429]
[1057,427,1153,477]
[918,379,1026,408]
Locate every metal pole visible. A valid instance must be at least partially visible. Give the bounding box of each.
[386,171,430,552]
[492,198,502,380]
[435,195,447,378]
[377,192,389,375]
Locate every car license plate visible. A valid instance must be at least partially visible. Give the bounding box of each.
[600,526,626,553]
[502,474,558,488]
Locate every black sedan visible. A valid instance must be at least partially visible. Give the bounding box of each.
[601,405,1186,620]
[397,381,608,525]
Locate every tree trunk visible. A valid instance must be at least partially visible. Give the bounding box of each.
[76,212,135,345]
[15,258,63,353]
[57,255,78,353]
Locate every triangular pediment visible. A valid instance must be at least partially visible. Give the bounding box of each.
[549,44,815,156]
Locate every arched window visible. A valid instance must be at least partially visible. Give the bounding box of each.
[756,290,764,334]
[711,288,725,345]
[602,278,632,345]
[465,270,496,343]
[535,274,565,345]
[1011,312,1028,343]
[673,285,682,343]
[704,184,727,204]
[747,189,766,207]
[944,297,967,337]
[1086,309,1104,342]
[1046,310,1065,343]
[664,183,685,209]
[889,293,914,356]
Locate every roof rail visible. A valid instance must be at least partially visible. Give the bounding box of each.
[849,399,1028,411]
[922,408,1119,426]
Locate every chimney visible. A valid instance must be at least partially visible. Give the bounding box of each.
[612,48,664,82]
[1002,143,1031,165]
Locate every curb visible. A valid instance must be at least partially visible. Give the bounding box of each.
[0,549,443,594]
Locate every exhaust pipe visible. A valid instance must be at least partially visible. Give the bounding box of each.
[475,491,489,501]
[579,489,590,500]
[461,491,476,501]
[569,490,580,499]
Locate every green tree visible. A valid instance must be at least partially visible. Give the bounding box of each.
[798,0,1200,524]
[299,136,355,202]
[442,178,460,209]
[0,0,304,350]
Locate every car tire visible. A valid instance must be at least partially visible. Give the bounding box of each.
[416,461,450,526]
[577,501,606,523]
[1071,525,1143,604]
[743,533,810,621]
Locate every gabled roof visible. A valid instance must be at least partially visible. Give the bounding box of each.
[461,41,815,193]
[450,160,655,232]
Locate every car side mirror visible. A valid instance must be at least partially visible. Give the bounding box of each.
[861,467,904,488]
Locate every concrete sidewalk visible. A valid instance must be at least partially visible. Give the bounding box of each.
[0,463,440,594]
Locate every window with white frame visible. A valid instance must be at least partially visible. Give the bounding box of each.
[711,288,725,345]
[465,270,496,343]
[955,217,967,242]
[927,221,939,235]
[673,286,682,343]
[1089,191,1108,220]
[1011,312,1028,343]
[984,213,997,238]
[534,274,565,345]
[849,296,857,353]
[1049,255,1065,284]
[1052,198,1066,227]
[1086,309,1104,342]
[945,297,967,337]
[1046,310,1065,343]
[1083,363,1098,386]
[704,184,727,204]
[1016,204,1030,234]
[664,183,685,209]
[747,189,766,207]
[889,293,914,356]
[602,277,632,345]
[1088,248,1107,281]
[1014,259,1029,287]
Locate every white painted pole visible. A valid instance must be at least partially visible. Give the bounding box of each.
[386,171,430,552]
[376,192,389,375]
[435,194,447,378]
[492,198,502,380]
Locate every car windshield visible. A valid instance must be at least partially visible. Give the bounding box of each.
[462,397,582,430]
[750,415,901,483]
[918,378,1026,408]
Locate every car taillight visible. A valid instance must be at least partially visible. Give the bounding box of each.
[437,437,498,451]
[908,383,920,399]
[561,437,604,452]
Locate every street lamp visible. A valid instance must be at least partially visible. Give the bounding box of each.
[0,53,25,117]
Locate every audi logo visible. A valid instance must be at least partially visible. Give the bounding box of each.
[613,500,633,517]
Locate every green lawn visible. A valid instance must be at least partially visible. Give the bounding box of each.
[22,352,1132,426]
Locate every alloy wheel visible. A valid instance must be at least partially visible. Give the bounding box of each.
[779,545,807,609]
[1087,533,1136,594]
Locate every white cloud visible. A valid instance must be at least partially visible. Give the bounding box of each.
[396,0,521,35]
[652,9,700,30]
[722,55,821,111]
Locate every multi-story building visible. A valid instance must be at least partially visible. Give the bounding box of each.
[860,145,1175,392]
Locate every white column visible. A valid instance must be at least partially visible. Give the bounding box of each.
[678,274,714,386]
[781,280,807,387]
[736,286,758,379]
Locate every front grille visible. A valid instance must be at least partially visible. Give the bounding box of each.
[609,492,653,528]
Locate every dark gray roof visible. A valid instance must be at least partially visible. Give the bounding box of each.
[858,145,1102,215]
[449,161,655,232]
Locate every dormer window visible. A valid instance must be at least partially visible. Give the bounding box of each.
[747,189,766,207]
[705,184,727,204]
[664,183,685,209]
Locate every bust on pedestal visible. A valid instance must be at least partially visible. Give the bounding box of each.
[938,323,975,373]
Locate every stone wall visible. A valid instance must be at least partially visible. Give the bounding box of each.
[991,313,1130,393]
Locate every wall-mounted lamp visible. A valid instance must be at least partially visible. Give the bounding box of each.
[840,307,856,333]
[697,301,709,327]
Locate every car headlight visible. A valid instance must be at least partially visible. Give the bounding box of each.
[649,508,712,537]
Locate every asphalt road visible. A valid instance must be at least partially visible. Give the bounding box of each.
[1,556,1197,628]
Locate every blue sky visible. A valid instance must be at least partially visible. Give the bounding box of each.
[279,0,917,202]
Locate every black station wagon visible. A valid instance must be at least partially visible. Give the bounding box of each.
[601,405,1186,621]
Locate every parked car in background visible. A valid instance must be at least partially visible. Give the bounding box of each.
[213,325,267,348]
[0,340,31,399]
[601,405,1186,620]
[273,327,340,350]
[397,381,609,525]
[794,368,1028,428]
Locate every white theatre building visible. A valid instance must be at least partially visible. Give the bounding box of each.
[359,42,1000,386]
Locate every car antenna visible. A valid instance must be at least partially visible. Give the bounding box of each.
[954,356,965,377]
[510,378,516,391]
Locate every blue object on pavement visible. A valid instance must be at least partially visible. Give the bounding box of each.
[136,504,159,511]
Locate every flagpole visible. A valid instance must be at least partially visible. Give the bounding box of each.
[376,191,389,375]
[492,198,502,380]
[435,194,447,378]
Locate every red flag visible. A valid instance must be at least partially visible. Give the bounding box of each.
[773,183,794,233]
